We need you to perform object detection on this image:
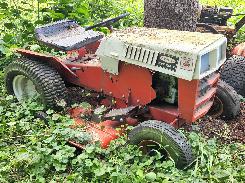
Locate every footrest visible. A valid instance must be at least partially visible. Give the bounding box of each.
[35,20,104,51]
[104,106,137,119]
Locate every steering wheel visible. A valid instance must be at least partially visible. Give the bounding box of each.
[85,13,130,31]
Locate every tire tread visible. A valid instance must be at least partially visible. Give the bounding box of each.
[4,58,67,109]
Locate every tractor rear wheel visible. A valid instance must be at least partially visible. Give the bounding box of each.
[221,55,245,97]
[128,120,194,169]
[208,80,240,120]
[5,58,67,109]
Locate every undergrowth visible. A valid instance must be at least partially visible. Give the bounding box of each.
[0,71,244,182]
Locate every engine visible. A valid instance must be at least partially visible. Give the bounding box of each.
[152,72,178,104]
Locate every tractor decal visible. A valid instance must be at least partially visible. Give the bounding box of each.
[156,53,179,72]
[180,56,194,71]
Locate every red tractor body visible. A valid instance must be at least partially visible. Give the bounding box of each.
[15,39,220,150]
[16,45,219,128]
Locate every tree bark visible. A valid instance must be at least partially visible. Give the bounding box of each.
[144,0,200,32]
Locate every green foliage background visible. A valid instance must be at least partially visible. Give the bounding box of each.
[0,0,245,182]
[0,0,244,60]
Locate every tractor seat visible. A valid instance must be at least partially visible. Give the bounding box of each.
[35,20,104,51]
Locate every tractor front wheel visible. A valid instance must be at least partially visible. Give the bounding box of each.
[208,80,240,120]
[5,58,67,109]
[128,120,194,169]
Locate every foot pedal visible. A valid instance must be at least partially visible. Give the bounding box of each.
[104,106,137,120]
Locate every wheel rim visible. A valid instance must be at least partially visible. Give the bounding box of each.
[139,140,169,159]
[209,96,224,118]
[12,75,40,101]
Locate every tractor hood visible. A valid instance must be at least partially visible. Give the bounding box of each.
[96,27,227,81]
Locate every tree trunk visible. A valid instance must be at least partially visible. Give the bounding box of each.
[144,0,200,32]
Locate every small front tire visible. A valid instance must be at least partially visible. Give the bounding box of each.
[128,120,194,169]
[208,80,240,120]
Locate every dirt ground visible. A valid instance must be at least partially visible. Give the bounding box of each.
[197,102,245,144]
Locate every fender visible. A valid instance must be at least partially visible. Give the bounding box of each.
[232,43,245,57]
[16,49,79,83]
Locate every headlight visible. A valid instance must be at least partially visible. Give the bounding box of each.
[200,52,210,74]
[218,43,226,63]
[217,46,222,61]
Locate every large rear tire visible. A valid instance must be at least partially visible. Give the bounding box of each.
[208,80,240,120]
[128,120,194,169]
[221,55,245,97]
[5,58,67,109]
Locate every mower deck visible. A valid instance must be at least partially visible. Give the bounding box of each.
[69,106,139,149]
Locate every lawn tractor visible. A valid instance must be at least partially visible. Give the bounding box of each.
[197,6,245,97]
[4,14,241,169]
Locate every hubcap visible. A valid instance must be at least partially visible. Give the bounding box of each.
[139,140,169,159]
[209,96,224,118]
[12,75,40,101]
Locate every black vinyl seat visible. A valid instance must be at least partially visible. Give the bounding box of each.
[35,20,104,51]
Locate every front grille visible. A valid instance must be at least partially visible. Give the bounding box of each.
[198,73,216,97]
[125,45,159,65]
[193,73,220,120]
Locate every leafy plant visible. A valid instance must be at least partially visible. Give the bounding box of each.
[0,0,245,182]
